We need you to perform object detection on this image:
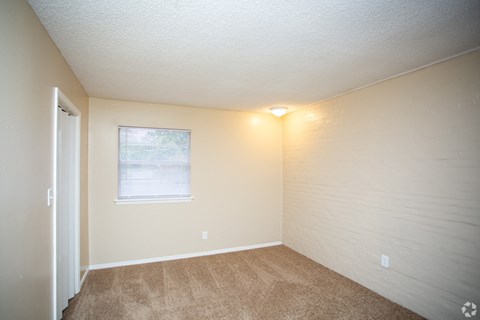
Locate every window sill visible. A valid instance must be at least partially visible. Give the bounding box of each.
[114,197,194,205]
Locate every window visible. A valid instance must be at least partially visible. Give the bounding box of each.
[117,126,191,202]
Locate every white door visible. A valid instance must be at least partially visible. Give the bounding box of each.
[56,107,76,319]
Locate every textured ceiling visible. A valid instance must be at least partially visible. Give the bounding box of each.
[28,0,480,113]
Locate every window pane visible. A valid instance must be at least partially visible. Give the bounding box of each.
[118,127,191,199]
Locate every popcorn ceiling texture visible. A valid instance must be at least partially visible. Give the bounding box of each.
[282,51,480,320]
[28,0,480,112]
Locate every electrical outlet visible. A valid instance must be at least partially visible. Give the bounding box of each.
[381,255,389,268]
[202,231,208,240]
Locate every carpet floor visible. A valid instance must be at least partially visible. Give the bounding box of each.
[64,245,424,320]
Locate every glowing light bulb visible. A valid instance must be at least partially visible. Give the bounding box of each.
[270,106,288,117]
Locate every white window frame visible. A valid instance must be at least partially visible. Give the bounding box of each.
[114,126,193,205]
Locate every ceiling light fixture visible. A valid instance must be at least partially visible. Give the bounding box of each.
[270,106,288,117]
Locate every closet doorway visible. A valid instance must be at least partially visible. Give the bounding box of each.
[53,88,81,320]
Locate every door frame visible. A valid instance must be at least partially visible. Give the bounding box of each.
[52,87,81,320]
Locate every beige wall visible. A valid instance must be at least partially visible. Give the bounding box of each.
[88,98,282,265]
[0,1,89,319]
[283,50,480,320]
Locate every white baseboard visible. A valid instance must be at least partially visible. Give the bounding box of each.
[89,241,283,270]
[80,267,89,288]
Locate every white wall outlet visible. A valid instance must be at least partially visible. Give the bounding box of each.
[202,231,208,240]
[381,255,389,268]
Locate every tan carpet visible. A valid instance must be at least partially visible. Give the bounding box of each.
[64,245,424,320]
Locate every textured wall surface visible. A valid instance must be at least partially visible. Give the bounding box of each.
[283,51,480,320]
[88,98,282,265]
[0,1,89,319]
